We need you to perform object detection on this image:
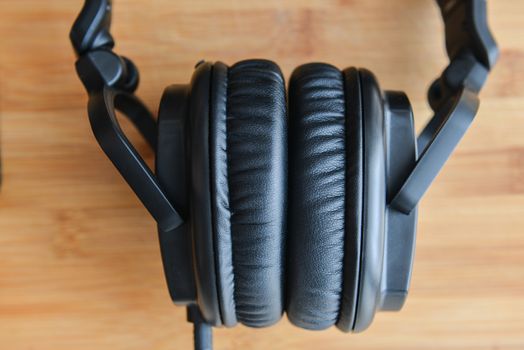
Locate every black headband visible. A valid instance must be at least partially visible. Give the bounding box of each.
[70,0,498,231]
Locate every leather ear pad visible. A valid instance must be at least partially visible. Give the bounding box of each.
[209,60,287,327]
[287,63,363,330]
[288,63,343,330]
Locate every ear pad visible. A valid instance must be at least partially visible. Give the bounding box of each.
[209,60,287,327]
[287,64,364,330]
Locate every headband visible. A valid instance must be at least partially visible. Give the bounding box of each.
[70,0,498,234]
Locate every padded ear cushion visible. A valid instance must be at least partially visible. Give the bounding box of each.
[287,63,348,330]
[209,60,287,327]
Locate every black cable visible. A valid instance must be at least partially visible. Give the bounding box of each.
[188,305,213,350]
[193,318,213,350]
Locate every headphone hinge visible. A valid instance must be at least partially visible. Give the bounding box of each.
[430,0,499,112]
[390,88,480,214]
[428,51,488,112]
[437,0,499,69]
[70,0,114,56]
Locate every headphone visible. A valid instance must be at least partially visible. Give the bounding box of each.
[71,1,498,349]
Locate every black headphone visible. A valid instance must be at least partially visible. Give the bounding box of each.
[71,1,498,349]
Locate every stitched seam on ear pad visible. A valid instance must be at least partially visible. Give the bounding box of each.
[287,63,346,330]
[210,62,237,327]
[226,60,287,327]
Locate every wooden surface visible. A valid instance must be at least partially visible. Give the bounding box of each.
[0,1,523,349]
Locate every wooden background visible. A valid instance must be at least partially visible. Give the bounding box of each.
[0,1,523,349]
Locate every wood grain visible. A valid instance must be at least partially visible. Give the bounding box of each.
[0,1,523,349]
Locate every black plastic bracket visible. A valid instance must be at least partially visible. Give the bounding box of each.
[87,88,183,232]
[438,0,498,69]
[71,0,138,94]
[156,85,197,305]
[390,88,479,214]
[70,0,114,55]
[71,1,183,232]
[429,0,499,111]
[389,0,498,213]
[382,91,418,311]
[76,51,139,93]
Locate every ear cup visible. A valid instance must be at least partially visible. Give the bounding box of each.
[287,64,366,331]
[190,59,384,331]
[209,60,287,327]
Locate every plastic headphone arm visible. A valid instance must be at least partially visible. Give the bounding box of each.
[87,87,184,232]
[70,0,114,55]
[71,0,139,93]
[436,0,498,69]
[429,0,499,111]
[391,0,499,214]
[71,2,183,230]
[390,87,479,214]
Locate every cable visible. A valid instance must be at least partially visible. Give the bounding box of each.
[193,318,213,350]
[188,305,213,350]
